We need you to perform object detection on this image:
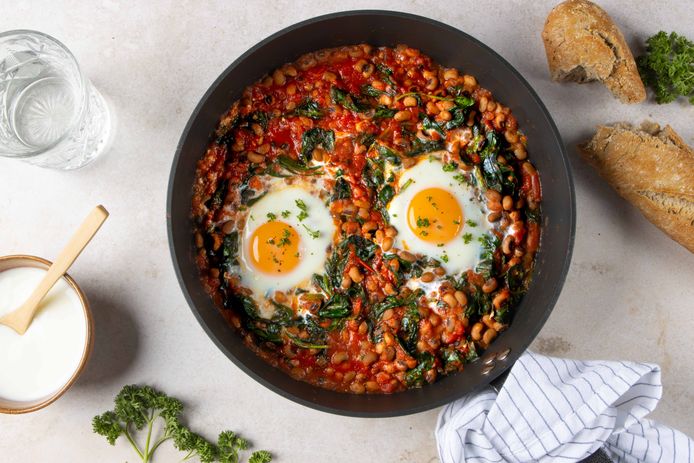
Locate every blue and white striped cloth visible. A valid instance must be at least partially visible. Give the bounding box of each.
[436,351,694,463]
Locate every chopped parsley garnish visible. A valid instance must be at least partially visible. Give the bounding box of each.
[295,199,308,221]
[281,210,291,218]
[400,179,413,192]
[453,219,461,225]
[441,253,449,263]
[277,228,292,246]
[466,219,477,227]
[462,232,473,244]
[266,212,276,221]
[453,173,467,184]
[416,217,431,228]
[302,224,320,239]
[442,162,458,172]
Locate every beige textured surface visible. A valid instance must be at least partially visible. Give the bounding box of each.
[0,1,693,462]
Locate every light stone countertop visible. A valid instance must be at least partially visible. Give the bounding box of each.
[1,1,693,462]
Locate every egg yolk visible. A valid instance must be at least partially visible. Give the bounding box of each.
[249,221,301,274]
[407,187,463,243]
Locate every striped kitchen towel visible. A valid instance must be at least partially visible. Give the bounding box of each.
[436,351,694,463]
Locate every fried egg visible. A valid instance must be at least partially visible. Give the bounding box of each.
[238,186,335,305]
[387,156,491,274]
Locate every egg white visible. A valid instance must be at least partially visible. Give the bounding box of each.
[387,156,492,274]
[238,186,335,307]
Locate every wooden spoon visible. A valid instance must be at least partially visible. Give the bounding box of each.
[0,205,109,335]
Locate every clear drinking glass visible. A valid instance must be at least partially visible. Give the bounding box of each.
[0,30,112,169]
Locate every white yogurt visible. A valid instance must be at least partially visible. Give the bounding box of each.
[0,267,87,402]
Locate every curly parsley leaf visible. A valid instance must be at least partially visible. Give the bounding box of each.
[92,385,272,463]
[637,31,694,104]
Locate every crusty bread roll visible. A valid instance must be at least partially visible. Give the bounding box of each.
[579,123,694,253]
[542,0,646,104]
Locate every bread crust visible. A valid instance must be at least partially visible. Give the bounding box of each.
[579,123,694,253]
[542,0,646,104]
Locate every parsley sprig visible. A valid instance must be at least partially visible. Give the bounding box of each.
[638,31,694,104]
[92,385,272,463]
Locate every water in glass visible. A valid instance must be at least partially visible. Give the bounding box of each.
[0,30,112,169]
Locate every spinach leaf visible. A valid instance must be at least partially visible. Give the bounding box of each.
[331,177,352,201]
[405,137,444,157]
[475,233,499,279]
[209,181,227,209]
[291,98,322,119]
[479,131,516,193]
[269,300,293,326]
[376,144,401,165]
[398,306,420,356]
[443,95,474,131]
[285,331,328,349]
[245,192,267,206]
[356,132,376,148]
[373,106,396,119]
[465,289,493,319]
[504,263,527,313]
[441,347,463,372]
[276,155,324,176]
[466,125,485,153]
[312,273,333,297]
[247,321,282,344]
[235,295,260,320]
[221,231,239,270]
[361,84,386,97]
[330,86,367,112]
[301,127,335,163]
[405,352,435,387]
[240,111,270,130]
[325,246,349,289]
[341,234,377,261]
[376,63,396,87]
[422,116,445,137]
[378,184,395,205]
[464,344,479,363]
[318,293,351,319]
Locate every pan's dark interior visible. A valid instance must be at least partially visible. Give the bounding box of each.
[167,10,575,417]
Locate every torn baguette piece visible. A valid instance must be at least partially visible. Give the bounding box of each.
[542,0,646,104]
[579,122,694,253]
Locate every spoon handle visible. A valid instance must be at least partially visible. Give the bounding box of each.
[19,205,109,329]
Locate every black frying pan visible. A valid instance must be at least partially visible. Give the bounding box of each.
[167,10,575,417]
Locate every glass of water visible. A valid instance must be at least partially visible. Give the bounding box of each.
[0,30,112,169]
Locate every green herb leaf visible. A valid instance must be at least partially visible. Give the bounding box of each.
[301,127,335,163]
[376,63,396,87]
[285,330,329,349]
[93,385,271,463]
[405,352,435,387]
[291,98,323,119]
[318,293,351,319]
[398,306,421,356]
[331,177,352,201]
[637,31,694,104]
[276,155,323,176]
[476,233,500,279]
[330,86,367,112]
[302,224,320,239]
[373,106,396,119]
